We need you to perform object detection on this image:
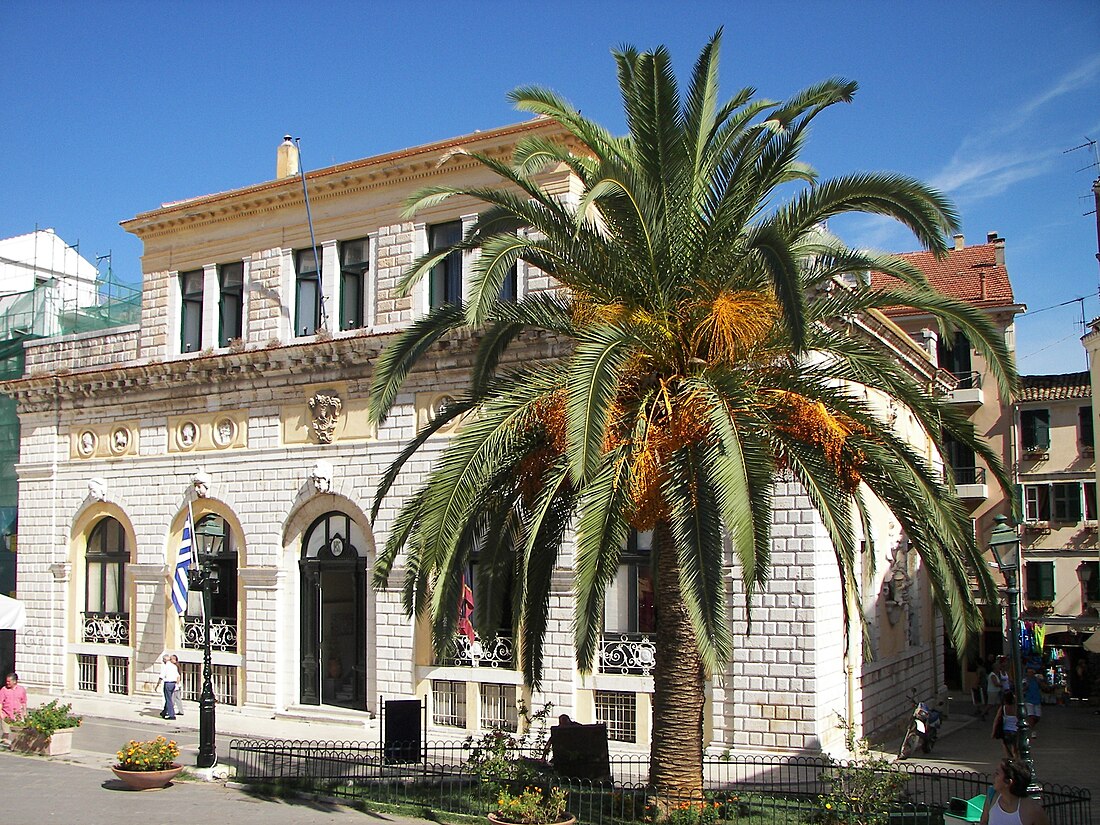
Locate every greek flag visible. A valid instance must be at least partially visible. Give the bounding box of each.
[171,509,194,615]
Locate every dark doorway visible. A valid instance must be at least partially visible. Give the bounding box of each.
[300,512,368,710]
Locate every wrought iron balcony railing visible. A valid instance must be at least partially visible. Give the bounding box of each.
[599,632,656,676]
[441,633,514,668]
[181,616,238,652]
[950,370,983,390]
[82,611,130,645]
[952,466,987,486]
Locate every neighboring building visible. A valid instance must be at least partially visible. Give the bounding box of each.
[0,229,139,676]
[1013,373,1099,667]
[5,122,950,755]
[872,233,1025,683]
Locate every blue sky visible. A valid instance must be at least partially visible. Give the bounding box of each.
[2,1,1098,374]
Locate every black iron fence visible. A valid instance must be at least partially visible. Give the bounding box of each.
[228,738,1092,824]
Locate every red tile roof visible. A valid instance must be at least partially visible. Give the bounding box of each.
[870,241,1017,315]
[1018,372,1092,402]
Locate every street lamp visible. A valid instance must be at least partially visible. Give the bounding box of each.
[988,514,1038,796]
[188,531,219,769]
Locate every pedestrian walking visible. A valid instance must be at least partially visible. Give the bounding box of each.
[154,654,179,720]
[1023,667,1043,733]
[986,662,1003,720]
[169,654,184,716]
[992,692,1019,759]
[975,658,989,718]
[979,758,1049,825]
[0,672,27,744]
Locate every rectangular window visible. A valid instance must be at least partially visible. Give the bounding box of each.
[179,269,204,353]
[479,683,518,732]
[1052,483,1083,522]
[218,262,244,347]
[595,690,638,743]
[1080,406,1094,452]
[339,237,369,330]
[432,680,467,728]
[1083,561,1100,602]
[295,248,322,336]
[1024,485,1051,522]
[77,654,97,692]
[1086,482,1097,521]
[1020,409,1050,452]
[429,221,463,309]
[499,263,518,302]
[107,656,129,695]
[936,331,972,378]
[604,530,655,634]
[178,662,238,705]
[1025,561,1055,601]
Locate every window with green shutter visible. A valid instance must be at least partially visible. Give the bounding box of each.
[1025,561,1054,601]
[1052,483,1082,522]
[1020,409,1050,452]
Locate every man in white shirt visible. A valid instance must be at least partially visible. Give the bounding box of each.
[155,654,180,720]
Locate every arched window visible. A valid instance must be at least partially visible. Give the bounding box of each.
[83,517,129,644]
[182,514,238,653]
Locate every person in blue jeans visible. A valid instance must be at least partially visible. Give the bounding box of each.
[155,654,180,720]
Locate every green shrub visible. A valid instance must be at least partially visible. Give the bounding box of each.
[15,700,82,736]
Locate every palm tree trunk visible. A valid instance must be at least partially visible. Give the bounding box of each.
[649,521,706,804]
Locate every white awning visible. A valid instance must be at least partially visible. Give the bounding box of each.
[0,595,26,631]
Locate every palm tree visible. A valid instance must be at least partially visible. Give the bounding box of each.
[368,31,1016,801]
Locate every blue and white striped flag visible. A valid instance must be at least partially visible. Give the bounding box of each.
[171,508,194,615]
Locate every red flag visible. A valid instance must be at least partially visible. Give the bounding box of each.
[457,578,476,642]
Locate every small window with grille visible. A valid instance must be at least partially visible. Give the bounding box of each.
[107,656,129,695]
[77,654,97,692]
[595,690,638,743]
[432,680,467,728]
[479,683,518,732]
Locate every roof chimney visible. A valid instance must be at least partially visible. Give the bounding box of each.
[989,232,1005,266]
[953,233,965,251]
[276,135,299,180]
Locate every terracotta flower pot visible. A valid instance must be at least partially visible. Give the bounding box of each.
[487,814,576,825]
[111,763,184,790]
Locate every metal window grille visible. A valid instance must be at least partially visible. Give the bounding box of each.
[77,654,97,692]
[479,683,518,732]
[106,656,129,695]
[432,680,466,728]
[179,662,239,706]
[595,690,637,742]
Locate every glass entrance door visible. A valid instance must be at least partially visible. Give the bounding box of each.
[299,512,368,709]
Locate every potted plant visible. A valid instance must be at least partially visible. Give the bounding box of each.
[489,786,574,825]
[9,700,82,756]
[112,736,183,790]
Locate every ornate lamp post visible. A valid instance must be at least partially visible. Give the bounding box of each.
[989,515,1038,796]
[188,531,219,769]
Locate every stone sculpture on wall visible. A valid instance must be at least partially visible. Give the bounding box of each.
[308,392,342,444]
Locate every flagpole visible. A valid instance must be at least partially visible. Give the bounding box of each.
[186,499,217,769]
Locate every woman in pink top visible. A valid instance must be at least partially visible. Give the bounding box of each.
[980,758,1049,825]
[0,672,28,743]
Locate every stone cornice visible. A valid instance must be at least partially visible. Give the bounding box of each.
[1,325,571,414]
[129,563,169,583]
[239,566,282,589]
[120,119,574,241]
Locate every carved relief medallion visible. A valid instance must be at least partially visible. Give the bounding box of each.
[77,430,97,457]
[110,427,131,455]
[213,417,236,447]
[308,392,342,444]
[176,421,198,450]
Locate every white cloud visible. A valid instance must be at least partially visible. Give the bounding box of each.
[926,55,1100,204]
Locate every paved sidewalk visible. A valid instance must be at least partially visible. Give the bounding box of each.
[886,698,1099,820]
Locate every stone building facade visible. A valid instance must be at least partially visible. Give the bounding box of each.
[6,120,945,754]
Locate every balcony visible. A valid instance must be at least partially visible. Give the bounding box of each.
[181,616,238,652]
[81,611,130,645]
[440,633,514,668]
[599,632,656,676]
[952,466,988,500]
[945,371,983,408]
